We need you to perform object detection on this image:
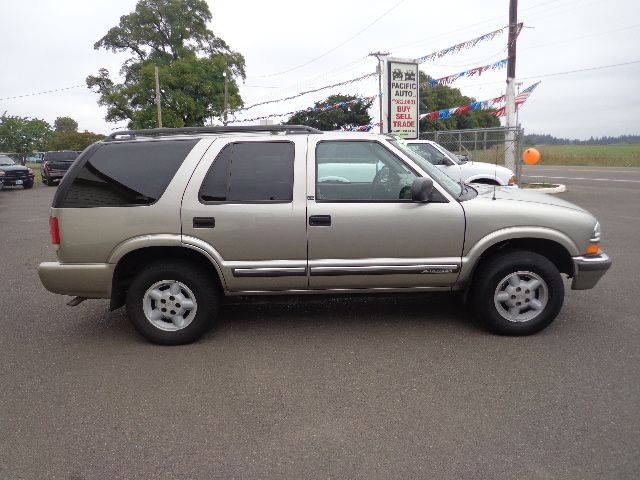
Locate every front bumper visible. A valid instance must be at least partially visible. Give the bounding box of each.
[572,252,612,290]
[38,262,114,298]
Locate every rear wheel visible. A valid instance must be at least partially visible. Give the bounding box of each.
[125,260,219,345]
[472,250,564,335]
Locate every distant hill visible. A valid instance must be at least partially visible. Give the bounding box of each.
[524,134,640,146]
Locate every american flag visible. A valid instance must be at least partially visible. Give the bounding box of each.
[491,81,540,117]
[515,81,540,108]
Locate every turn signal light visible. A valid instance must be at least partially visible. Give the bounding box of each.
[585,243,599,255]
[49,216,60,245]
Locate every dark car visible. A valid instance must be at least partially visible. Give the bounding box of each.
[0,154,35,190]
[41,151,80,186]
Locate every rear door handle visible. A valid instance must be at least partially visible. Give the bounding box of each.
[193,217,215,228]
[309,215,331,226]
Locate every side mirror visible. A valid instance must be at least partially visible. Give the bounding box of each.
[411,177,433,202]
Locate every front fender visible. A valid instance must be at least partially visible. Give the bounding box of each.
[457,226,580,284]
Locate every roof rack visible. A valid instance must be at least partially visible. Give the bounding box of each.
[106,125,323,141]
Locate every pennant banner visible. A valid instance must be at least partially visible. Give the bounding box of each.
[425,59,507,87]
[416,25,521,64]
[228,94,380,124]
[419,81,539,121]
[419,95,506,121]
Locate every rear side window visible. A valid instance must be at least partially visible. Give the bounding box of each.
[57,139,197,207]
[199,141,294,202]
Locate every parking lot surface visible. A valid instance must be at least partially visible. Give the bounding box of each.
[1,173,639,479]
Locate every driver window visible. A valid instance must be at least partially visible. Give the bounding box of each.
[316,141,417,202]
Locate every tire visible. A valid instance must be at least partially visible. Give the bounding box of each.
[471,250,564,336]
[125,260,219,345]
[41,177,48,185]
[23,180,34,189]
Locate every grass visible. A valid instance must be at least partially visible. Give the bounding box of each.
[462,144,640,167]
[26,162,42,183]
[531,144,640,167]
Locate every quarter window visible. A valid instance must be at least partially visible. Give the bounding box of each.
[58,139,197,207]
[199,142,294,202]
[315,141,417,201]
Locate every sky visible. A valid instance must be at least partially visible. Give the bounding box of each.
[1,0,639,139]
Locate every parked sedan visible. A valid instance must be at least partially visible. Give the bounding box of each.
[405,140,516,187]
[0,155,35,189]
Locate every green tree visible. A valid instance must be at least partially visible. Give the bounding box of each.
[87,0,245,128]
[419,72,500,132]
[53,116,79,133]
[47,131,105,151]
[284,94,373,131]
[0,114,53,164]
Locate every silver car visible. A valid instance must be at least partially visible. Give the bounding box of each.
[38,126,611,344]
[405,139,516,186]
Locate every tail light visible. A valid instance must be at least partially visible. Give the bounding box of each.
[49,216,60,245]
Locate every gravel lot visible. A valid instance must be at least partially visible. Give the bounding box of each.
[1,172,638,479]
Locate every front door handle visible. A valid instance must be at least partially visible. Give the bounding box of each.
[309,215,331,226]
[193,217,215,228]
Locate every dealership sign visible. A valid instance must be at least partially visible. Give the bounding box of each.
[384,59,419,139]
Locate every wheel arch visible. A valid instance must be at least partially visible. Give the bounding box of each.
[109,244,226,311]
[459,229,578,293]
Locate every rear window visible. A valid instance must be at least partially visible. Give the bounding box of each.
[56,139,197,207]
[45,151,79,161]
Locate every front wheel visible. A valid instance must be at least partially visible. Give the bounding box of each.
[125,261,219,345]
[472,250,564,335]
[23,180,34,189]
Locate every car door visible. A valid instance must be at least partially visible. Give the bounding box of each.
[181,136,308,292]
[307,138,465,290]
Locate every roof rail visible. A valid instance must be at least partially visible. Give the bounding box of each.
[106,125,323,141]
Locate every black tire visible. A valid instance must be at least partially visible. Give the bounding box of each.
[125,260,219,345]
[46,178,57,186]
[23,180,34,189]
[471,250,564,336]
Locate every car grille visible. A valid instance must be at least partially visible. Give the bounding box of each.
[3,171,30,180]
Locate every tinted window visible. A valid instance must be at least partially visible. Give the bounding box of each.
[200,142,294,202]
[316,141,417,201]
[45,151,79,161]
[59,139,197,207]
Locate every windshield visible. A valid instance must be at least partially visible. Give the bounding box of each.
[388,140,463,197]
[0,155,16,166]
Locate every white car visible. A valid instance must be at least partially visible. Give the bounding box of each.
[405,140,516,187]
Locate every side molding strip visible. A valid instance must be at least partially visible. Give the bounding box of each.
[233,267,307,278]
[310,265,459,276]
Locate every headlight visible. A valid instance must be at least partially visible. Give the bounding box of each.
[27,168,34,174]
[0,171,5,176]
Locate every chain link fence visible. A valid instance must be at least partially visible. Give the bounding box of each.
[420,126,525,184]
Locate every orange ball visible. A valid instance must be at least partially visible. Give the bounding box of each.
[523,148,540,165]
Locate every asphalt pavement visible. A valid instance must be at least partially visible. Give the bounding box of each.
[1,173,639,479]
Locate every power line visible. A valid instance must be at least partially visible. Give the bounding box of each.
[0,84,85,101]
[257,0,405,78]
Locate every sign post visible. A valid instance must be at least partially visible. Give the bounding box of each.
[383,58,419,139]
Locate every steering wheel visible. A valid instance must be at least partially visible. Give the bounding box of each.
[318,175,350,183]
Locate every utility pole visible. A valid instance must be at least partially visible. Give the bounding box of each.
[222,70,229,126]
[369,51,389,133]
[504,0,518,171]
[154,66,162,128]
